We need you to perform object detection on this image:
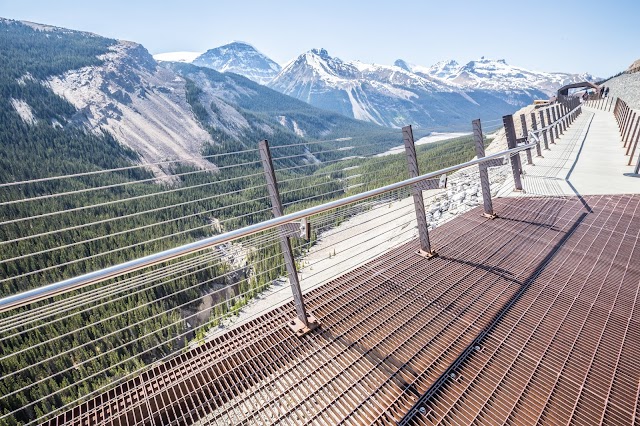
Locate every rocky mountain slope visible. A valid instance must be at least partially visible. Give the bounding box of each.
[601,60,640,109]
[191,42,281,85]
[165,61,383,138]
[268,48,532,130]
[47,40,215,174]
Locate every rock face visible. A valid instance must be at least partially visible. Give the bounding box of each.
[47,41,214,173]
[600,72,640,109]
[192,42,282,85]
[627,59,640,74]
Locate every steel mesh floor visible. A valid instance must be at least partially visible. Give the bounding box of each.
[47,195,640,426]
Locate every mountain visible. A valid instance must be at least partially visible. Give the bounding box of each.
[419,60,460,79]
[165,60,372,138]
[268,48,533,130]
[412,57,596,95]
[191,42,281,85]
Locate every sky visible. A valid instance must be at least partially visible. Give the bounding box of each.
[1,0,638,77]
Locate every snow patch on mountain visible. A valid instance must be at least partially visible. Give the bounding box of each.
[419,60,460,79]
[416,57,596,96]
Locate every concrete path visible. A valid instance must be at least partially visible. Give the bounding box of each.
[501,105,640,197]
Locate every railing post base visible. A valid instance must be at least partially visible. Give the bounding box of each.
[503,115,524,191]
[482,213,498,219]
[416,249,438,259]
[403,125,435,256]
[287,314,320,337]
[259,139,316,335]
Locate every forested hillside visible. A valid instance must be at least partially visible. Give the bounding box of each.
[0,20,132,182]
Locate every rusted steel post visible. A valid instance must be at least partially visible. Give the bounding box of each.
[621,106,631,141]
[620,104,631,135]
[472,119,496,218]
[503,115,523,191]
[546,108,556,144]
[403,125,437,258]
[627,118,640,161]
[614,98,622,124]
[623,112,636,147]
[551,106,560,139]
[259,140,318,335]
[558,105,563,134]
[539,110,550,150]
[520,114,533,165]
[530,112,543,157]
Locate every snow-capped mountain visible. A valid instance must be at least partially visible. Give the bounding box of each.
[191,42,281,85]
[410,57,596,95]
[419,60,460,80]
[269,49,538,129]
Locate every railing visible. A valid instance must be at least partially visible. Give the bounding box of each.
[611,97,640,172]
[0,101,582,425]
[584,95,615,112]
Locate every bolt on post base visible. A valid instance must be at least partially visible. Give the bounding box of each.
[482,213,498,219]
[287,314,320,337]
[416,249,438,259]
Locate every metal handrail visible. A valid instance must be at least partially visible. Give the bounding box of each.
[526,102,581,144]
[0,141,538,314]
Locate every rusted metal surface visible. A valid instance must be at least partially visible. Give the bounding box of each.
[46,195,640,425]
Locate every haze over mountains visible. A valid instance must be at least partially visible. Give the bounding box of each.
[157,42,596,128]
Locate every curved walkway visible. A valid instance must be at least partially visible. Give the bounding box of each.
[502,105,640,197]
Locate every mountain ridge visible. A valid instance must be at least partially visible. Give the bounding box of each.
[268,48,548,129]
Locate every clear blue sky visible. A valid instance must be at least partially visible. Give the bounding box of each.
[1,0,637,77]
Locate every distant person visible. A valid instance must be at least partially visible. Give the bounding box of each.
[604,87,610,98]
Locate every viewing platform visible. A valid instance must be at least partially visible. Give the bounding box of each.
[50,194,639,425]
[2,98,638,426]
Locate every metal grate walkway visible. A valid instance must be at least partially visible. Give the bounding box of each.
[47,194,640,425]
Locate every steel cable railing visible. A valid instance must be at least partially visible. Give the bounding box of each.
[0,125,548,425]
[0,142,534,313]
